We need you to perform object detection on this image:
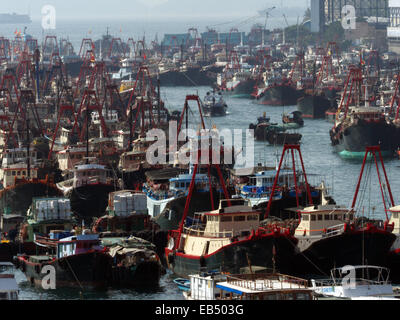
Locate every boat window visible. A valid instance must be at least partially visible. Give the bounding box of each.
[311,215,316,221]
[317,215,323,221]
[393,213,398,219]
[334,215,338,220]
[180,182,185,188]
[302,215,309,221]
[241,231,250,237]
[324,214,330,220]
[7,171,11,176]
[234,216,246,222]
[247,215,259,221]
[0,292,8,300]
[12,171,16,176]
[17,171,20,176]
[221,216,232,222]
[22,171,26,176]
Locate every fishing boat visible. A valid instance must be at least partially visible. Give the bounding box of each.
[56,160,119,222]
[0,147,62,221]
[16,232,111,289]
[297,90,335,119]
[165,198,298,278]
[329,67,396,159]
[297,59,339,119]
[143,165,210,218]
[253,77,300,106]
[292,147,397,277]
[311,266,399,300]
[102,236,163,288]
[216,55,257,99]
[17,197,75,256]
[292,192,395,276]
[249,113,303,143]
[202,91,228,117]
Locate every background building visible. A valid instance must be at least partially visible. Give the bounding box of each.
[388,0,400,53]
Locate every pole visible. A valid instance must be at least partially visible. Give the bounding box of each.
[157,74,161,126]
[86,95,89,164]
[26,118,30,179]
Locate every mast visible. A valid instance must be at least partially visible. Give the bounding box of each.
[157,74,161,125]
[26,118,31,179]
[86,98,89,164]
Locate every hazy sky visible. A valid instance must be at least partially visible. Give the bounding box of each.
[1,0,310,20]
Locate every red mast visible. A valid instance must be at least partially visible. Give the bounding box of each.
[351,146,395,222]
[265,144,313,223]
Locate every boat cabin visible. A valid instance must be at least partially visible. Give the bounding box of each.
[215,273,314,300]
[169,172,210,194]
[1,164,39,188]
[295,204,354,236]
[119,137,154,171]
[57,233,102,259]
[179,199,260,256]
[0,274,18,300]
[0,262,18,300]
[347,107,384,124]
[57,147,87,172]
[243,169,296,194]
[389,205,400,234]
[72,163,112,188]
[1,148,37,167]
[186,272,228,300]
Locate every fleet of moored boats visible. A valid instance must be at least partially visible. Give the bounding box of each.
[1,27,400,300]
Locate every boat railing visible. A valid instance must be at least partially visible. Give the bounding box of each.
[225,273,309,291]
[323,223,346,238]
[312,277,389,288]
[183,226,233,238]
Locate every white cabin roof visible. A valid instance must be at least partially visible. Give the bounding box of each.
[0,275,18,292]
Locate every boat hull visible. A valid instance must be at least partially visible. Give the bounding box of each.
[294,229,396,277]
[17,251,111,289]
[109,261,162,287]
[297,93,336,119]
[330,120,397,159]
[0,180,62,216]
[68,184,118,221]
[165,233,298,277]
[254,85,302,106]
[219,79,257,98]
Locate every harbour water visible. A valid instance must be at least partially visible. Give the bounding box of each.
[14,85,400,299]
